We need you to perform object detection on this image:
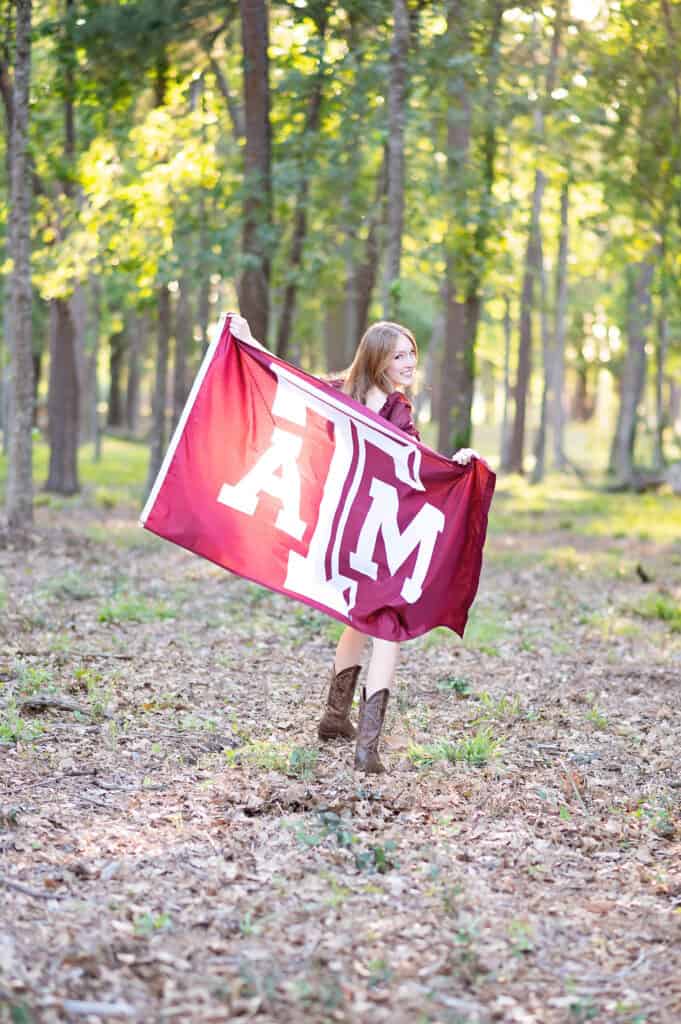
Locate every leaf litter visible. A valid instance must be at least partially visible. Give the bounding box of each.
[0,504,680,1023]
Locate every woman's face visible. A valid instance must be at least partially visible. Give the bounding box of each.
[384,332,417,390]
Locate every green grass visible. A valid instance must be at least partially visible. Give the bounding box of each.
[635,593,681,631]
[489,476,681,545]
[98,592,175,624]
[408,727,501,769]
[0,436,148,506]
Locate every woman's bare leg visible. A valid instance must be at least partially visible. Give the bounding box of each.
[364,638,400,698]
[334,627,368,673]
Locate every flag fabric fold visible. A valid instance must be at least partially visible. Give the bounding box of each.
[141,315,496,642]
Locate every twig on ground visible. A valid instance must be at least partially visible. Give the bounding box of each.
[0,875,64,900]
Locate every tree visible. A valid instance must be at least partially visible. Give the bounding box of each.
[382,0,409,319]
[5,0,33,531]
[238,0,271,343]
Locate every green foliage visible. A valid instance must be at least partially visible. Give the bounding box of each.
[437,676,472,697]
[98,592,175,623]
[635,594,681,631]
[408,727,501,769]
[0,704,43,745]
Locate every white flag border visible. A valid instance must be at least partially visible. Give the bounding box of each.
[139,313,228,527]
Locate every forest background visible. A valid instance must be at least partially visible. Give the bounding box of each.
[1,0,681,516]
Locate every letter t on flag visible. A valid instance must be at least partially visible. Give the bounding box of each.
[141,315,496,642]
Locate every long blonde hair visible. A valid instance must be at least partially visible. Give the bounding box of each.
[343,321,417,403]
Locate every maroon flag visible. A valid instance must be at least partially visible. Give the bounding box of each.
[141,315,495,641]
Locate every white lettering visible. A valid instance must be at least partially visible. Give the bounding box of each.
[349,478,445,603]
[217,426,306,540]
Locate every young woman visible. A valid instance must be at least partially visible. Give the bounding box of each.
[229,314,477,775]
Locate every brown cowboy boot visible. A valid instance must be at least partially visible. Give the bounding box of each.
[318,665,361,741]
[354,687,389,773]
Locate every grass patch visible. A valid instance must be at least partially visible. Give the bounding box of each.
[0,436,148,506]
[408,727,501,769]
[0,702,44,744]
[490,476,681,545]
[635,593,681,632]
[98,592,175,624]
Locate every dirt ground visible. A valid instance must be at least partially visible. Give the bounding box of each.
[1,490,680,1024]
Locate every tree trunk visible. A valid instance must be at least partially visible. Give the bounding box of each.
[276,11,327,360]
[146,285,171,495]
[125,313,143,436]
[45,299,80,495]
[551,179,569,470]
[382,0,409,319]
[499,294,512,467]
[609,259,655,483]
[5,0,33,530]
[173,279,192,430]
[530,224,550,484]
[45,0,79,495]
[505,8,561,473]
[89,278,102,461]
[238,0,271,343]
[107,329,126,428]
[653,312,668,471]
[505,168,545,473]
[438,0,473,455]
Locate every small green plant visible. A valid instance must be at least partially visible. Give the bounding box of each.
[409,728,500,768]
[15,662,54,696]
[585,705,608,730]
[288,746,318,779]
[635,593,681,631]
[442,727,501,766]
[133,912,173,936]
[235,739,290,772]
[437,676,472,697]
[355,840,398,874]
[0,704,43,744]
[475,691,524,721]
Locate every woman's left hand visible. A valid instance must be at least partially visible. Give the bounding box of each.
[451,448,479,465]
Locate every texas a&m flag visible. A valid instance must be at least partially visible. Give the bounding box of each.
[141,315,495,642]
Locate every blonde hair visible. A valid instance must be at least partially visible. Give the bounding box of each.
[343,321,417,403]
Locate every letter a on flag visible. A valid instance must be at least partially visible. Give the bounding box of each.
[141,315,496,642]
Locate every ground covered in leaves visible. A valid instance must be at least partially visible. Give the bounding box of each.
[1,476,681,1024]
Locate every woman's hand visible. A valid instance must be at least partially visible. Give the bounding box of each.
[228,313,254,343]
[451,447,479,465]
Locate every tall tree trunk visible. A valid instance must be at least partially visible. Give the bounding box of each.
[499,294,512,466]
[653,312,668,471]
[608,259,655,482]
[5,0,33,530]
[276,10,327,359]
[45,0,80,494]
[505,7,561,473]
[438,0,504,454]
[505,168,545,472]
[125,312,143,436]
[89,278,102,461]
[530,226,550,484]
[437,0,473,455]
[146,285,172,495]
[238,0,271,343]
[382,0,409,319]
[551,179,569,470]
[173,279,192,430]
[107,329,126,428]
[45,299,80,494]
